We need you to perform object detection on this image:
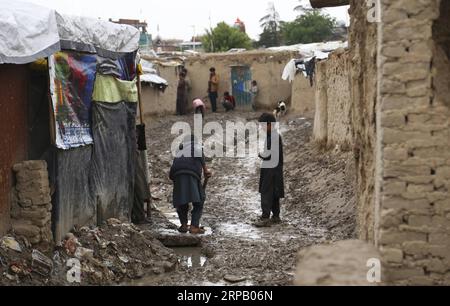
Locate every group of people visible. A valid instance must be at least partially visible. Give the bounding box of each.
[176,66,259,117]
[169,112,284,234]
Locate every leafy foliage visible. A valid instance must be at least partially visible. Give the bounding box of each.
[281,11,336,45]
[202,22,253,53]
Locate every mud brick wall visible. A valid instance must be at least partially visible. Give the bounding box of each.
[312,49,352,149]
[325,50,352,150]
[11,161,52,244]
[185,51,296,110]
[291,74,316,117]
[377,0,450,285]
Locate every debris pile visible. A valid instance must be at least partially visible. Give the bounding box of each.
[1,219,178,285]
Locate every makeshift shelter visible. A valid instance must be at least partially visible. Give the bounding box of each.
[0,1,144,241]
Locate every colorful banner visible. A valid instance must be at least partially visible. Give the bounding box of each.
[49,51,97,149]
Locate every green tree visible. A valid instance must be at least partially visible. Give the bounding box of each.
[257,2,282,48]
[281,10,336,45]
[202,22,252,53]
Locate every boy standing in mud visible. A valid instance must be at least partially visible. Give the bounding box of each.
[254,113,285,227]
[170,135,212,234]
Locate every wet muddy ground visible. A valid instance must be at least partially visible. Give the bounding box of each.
[139,111,356,286]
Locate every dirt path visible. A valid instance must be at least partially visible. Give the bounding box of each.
[136,111,356,286]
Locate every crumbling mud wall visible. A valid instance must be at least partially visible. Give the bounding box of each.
[326,50,352,149]
[291,74,315,117]
[185,51,296,110]
[377,0,450,285]
[312,50,352,149]
[141,85,174,117]
[140,65,179,118]
[348,0,378,242]
[11,161,52,245]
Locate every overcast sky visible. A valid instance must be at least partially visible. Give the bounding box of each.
[22,0,349,41]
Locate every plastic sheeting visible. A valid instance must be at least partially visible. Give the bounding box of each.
[268,41,348,56]
[53,146,95,242]
[52,102,137,241]
[0,1,60,64]
[92,75,138,103]
[91,102,137,223]
[140,74,169,86]
[97,52,137,81]
[56,13,140,59]
[0,1,140,64]
[282,59,297,83]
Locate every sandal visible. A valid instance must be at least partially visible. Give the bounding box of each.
[178,224,189,234]
[189,226,206,235]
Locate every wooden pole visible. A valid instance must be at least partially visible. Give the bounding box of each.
[137,73,144,125]
[136,70,152,218]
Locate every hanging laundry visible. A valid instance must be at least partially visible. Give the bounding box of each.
[282,59,297,83]
[304,57,316,87]
[294,57,317,87]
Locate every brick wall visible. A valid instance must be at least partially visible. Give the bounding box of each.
[377,0,450,285]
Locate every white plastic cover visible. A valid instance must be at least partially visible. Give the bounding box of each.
[56,13,140,58]
[0,1,60,64]
[268,41,348,57]
[140,74,168,86]
[0,0,140,64]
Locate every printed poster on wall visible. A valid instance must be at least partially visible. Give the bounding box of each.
[49,51,97,150]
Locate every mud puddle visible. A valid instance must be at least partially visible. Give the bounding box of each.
[172,247,208,269]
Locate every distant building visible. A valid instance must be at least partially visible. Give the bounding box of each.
[154,39,184,53]
[179,41,203,52]
[109,18,152,48]
[234,18,246,33]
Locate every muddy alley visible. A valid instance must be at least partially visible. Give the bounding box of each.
[137,111,356,286]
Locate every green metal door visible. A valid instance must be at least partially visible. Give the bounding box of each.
[231,66,252,108]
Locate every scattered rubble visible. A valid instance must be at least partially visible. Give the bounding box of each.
[0,217,178,286]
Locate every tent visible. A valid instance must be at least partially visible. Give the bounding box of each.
[0,1,146,241]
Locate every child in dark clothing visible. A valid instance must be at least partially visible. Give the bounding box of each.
[169,135,212,234]
[254,113,285,227]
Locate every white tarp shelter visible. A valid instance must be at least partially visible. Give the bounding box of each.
[0,0,140,64]
[140,74,168,86]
